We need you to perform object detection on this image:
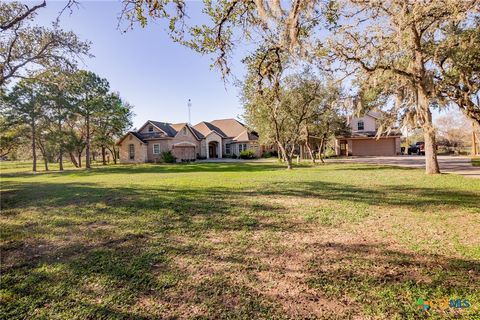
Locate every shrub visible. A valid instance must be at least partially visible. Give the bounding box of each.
[231,154,238,159]
[161,151,176,163]
[262,150,278,158]
[324,148,336,158]
[239,150,256,159]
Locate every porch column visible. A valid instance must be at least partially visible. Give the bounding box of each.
[335,139,340,156]
[218,141,222,158]
[206,140,209,159]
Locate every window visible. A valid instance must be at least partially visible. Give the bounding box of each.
[153,144,160,155]
[243,143,247,151]
[357,120,364,131]
[225,144,231,154]
[148,125,154,132]
[129,144,135,160]
[182,127,187,135]
[238,144,243,153]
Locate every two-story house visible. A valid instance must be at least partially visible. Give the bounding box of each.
[117,118,261,163]
[335,111,402,156]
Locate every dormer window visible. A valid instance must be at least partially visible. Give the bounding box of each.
[357,120,364,131]
[148,125,154,132]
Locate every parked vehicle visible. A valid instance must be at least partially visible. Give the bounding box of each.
[408,142,425,155]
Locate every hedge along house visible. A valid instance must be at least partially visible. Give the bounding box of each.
[335,111,402,156]
[117,119,261,163]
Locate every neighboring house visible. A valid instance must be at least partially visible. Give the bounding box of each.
[335,111,402,156]
[117,118,260,163]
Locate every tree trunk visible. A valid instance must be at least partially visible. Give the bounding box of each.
[58,120,63,171]
[305,141,316,164]
[277,142,292,169]
[69,152,79,168]
[102,146,107,165]
[423,124,440,174]
[58,151,63,171]
[318,137,326,164]
[43,156,48,171]
[106,145,117,164]
[78,151,82,168]
[85,114,91,169]
[31,122,37,172]
[418,90,440,174]
[37,139,48,171]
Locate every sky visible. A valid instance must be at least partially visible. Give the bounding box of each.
[33,1,247,129]
[29,0,456,130]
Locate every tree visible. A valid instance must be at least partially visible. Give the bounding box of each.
[0,1,90,87]
[37,69,77,171]
[93,92,133,165]
[70,70,109,169]
[2,78,44,171]
[435,111,472,154]
[243,56,326,169]
[432,19,480,125]
[330,0,478,174]
[0,114,28,158]
[300,80,349,163]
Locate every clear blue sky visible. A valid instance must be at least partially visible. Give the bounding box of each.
[34,1,247,129]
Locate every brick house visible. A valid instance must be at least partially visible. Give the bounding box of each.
[117,118,261,163]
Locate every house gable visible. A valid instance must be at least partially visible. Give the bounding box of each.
[171,123,202,141]
[117,132,145,146]
[210,118,249,138]
[350,112,379,132]
[138,120,169,135]
[192,121,227,139]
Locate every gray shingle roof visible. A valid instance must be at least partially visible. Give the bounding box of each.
[149,121,178,137]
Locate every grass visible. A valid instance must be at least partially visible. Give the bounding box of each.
[472,157,480,167]
[1,161,479,319]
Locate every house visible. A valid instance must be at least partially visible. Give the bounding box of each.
[335,111,402,156]
[117,118,261,163]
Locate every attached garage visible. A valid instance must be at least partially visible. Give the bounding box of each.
[350,137,398,156]
[172,142,196,161]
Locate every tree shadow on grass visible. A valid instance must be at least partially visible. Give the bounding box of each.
[0,162,286,178]
[2,174,479,212]
[305,242,480,318]
[3,231,478,318]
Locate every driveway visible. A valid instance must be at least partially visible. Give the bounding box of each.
[329,155,480,178]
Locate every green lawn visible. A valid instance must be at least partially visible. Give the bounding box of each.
[1,162,479,319]
[473,157,480,167]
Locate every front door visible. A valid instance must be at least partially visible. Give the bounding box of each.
[209,143,217,158]
[340,140,347,156]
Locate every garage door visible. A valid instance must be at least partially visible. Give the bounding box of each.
[172,146,196,160]
[351,138,396,156]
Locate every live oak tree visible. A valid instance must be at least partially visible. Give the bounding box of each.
[432,18,480,125]
[93,92,133,165]
[0,1,90,87]
[243,54,326,169]
[329,0,479,174]
[302,82,349,163]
